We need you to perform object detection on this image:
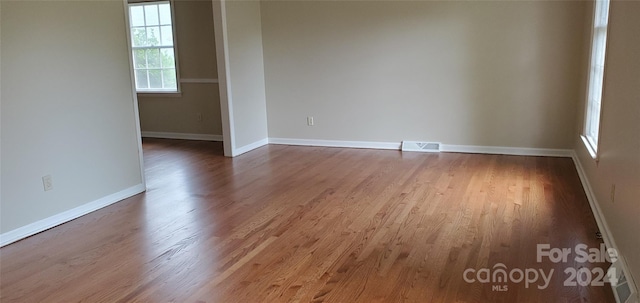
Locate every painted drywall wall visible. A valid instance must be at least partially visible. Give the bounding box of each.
[574,0,640,290]
[137,0,222,136]
[0,1,143,233]
[261,1,586,148]
[224,0,268,150]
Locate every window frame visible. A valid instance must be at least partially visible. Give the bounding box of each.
[127,0,181,95]
[582,0,610,159]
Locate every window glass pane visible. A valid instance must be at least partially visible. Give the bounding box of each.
[593,36,601,64]
[594,68,603,97]
[159,4,172,25]
[149,70,163,88]
[135,70,149,89]
[596,0,610,26]
[130,6,145,27]
[584,0,610,153]
[144,5,159,26]
[160,26,173,46]
[133,49,146,68]
[593,104,601,131]
[587,98,599,138]
[147,49,161,68]
[128,2,178,92]
[131,28,146,47]
[596,32,607,64]
[162,69,177,89]
[146,27,160,46]
[161,49,175,68]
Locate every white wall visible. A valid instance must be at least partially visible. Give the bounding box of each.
[1,1,144,235]
[260,1,587,148]
[220,0,269,152]
[138,0,223,137]
[574,0,640,290]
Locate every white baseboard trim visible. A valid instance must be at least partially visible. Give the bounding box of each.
[571,151,615,250]
[268,138,401,150]
[268,138,572,157]
[233,138,269,156]
[0,184,145,247]
[441,144,573,157]
[571,151,638,298]
[141,131,223,141]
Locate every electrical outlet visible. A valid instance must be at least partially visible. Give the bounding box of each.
[307,116,314,126]
[611,184,616,203]
[42,175,53,191]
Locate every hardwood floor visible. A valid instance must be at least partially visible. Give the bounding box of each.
[0,139,614,302]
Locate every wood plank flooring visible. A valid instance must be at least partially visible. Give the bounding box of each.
[0,139,615,302]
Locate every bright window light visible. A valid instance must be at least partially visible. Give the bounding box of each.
[583,0,610,158]
[128,1,178,92]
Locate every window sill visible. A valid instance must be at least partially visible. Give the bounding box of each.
[137,92,182,98]
[581,135,599,161]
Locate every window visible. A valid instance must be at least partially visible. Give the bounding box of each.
[128,1,179,92]
[583,0,610,157]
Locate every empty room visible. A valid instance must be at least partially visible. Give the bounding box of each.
[1,0,638,302]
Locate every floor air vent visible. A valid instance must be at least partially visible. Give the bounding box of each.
[401,141,441,153]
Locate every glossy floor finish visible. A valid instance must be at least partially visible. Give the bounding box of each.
[1,139,614,302]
